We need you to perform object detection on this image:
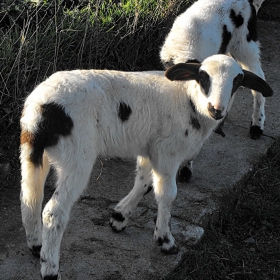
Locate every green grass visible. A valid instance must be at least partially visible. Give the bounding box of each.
[165,139,280,280]
[0,0,192,129]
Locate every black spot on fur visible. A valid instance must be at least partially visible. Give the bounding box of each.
[247,3,258,42]
[157,235,170,246]
[185,129,188,137]
[111,211,125,222]
[144,185,153,196]
[30,245,41,258]
[177,166,192,183]
[30,102,73,167]
[218,25,232,54]
[189,99,196,113]
[118,102,132,122]
[230,9,244,28]
[190,117,201,130]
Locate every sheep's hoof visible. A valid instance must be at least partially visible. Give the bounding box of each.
[109,211,127,232]
[161,244,179,255]
[250,125,263,140]
[177,166,192,183]
[30,245,41,258]
[42,274,61,280]
[109,220,126,232]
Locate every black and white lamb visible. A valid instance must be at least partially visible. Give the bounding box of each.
[160,0,266,139]
[20,55,272,279]
[160,0,267,182]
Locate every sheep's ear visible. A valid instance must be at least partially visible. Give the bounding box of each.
[165,63,201,81]
[242,70,273,97]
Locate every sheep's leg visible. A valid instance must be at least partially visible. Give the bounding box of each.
[21,150,50,257]
[40,150,95,279]
[110,156,153,232]
[153,167,179,254]
[234,44,265,139]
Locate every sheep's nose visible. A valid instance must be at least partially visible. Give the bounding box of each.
[207,103,223,120]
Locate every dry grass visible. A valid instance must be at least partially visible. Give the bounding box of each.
[0,0,193,132]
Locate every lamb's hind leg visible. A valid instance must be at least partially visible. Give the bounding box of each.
[40,149,95,279]
[110,156,153,232]
[21,150,50,257]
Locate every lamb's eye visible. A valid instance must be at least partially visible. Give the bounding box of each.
[199,70,210,95]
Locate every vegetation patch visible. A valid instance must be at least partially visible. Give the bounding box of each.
[165,139,280,280]
[0,0,192,132]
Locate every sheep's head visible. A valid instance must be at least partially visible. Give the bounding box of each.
[165,54,273,121]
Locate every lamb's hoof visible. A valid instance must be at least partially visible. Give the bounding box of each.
[30,245,41,258]
[109,211,126,232]
[177,166,192,183]
[161,244,179,255]
[250,125,263,140]
[42,274,61,280]
[109,220,126,232]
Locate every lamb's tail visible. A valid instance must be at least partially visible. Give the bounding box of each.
[20,100,74,208]
[20,101,51,235]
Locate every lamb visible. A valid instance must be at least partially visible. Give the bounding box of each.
[160,0,267,182]
[20,55,272,279]
[160,0,266,139]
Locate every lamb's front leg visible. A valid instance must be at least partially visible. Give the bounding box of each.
[153,170,178,254]
[110,156,153,232]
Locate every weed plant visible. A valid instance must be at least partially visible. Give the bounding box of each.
[0,0,192,130]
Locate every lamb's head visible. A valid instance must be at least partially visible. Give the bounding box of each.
[165,54,273,121]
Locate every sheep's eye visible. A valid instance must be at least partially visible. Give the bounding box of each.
[199,70,210,95]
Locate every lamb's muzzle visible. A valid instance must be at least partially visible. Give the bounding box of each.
[207,103,224,120]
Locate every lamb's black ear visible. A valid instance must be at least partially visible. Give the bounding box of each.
[165,63,201,81]
[242,70,273,97]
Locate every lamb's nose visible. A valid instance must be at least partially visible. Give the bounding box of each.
[207,103,223,120]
